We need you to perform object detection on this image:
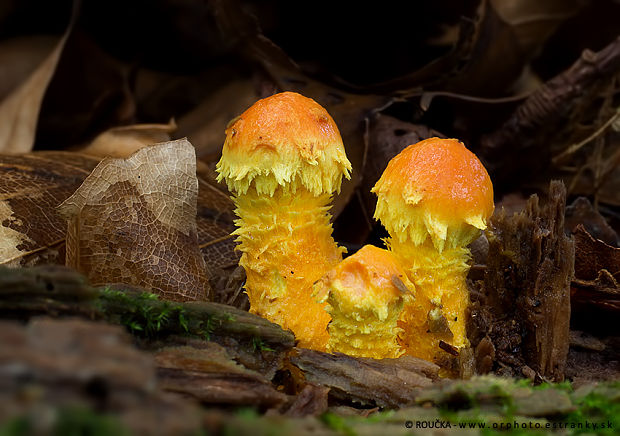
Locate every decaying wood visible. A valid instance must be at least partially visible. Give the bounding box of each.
[278,384,330,418]
[288,348,439,408]
[480,36,620,182]
[478,180,574,381]
[0,264,96,300]
[155,345,287,407]
[0,318,202,435]
[0,265,295,350]
[0,264,99,318]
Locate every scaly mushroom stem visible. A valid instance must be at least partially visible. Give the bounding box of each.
[233,185,343,350]
[388,239,471,362]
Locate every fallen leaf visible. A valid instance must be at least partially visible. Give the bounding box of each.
[58,139,211,302]
[35,32,136,149]
[0,32,69,153]
[0,150,238,276]
[565,197,619,247]
[0,36,57,101]
[80,120,177,158]
[490,0,584,60]
[0,151,100,266]
[572,270,620,314]
[573,224,620,282]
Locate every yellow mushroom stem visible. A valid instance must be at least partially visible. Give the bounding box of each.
[233,185,344,351]
[389,239,471,363]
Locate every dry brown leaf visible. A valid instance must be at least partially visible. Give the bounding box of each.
[490,0,584,59]
[572,270,620,313]
[0,36,57,101]
[0,33,68,154]
[0,151,100,266]
[565,197,619,247]
[58,139,211,301]
[573,224,620,282]
[80,120,177,158]
[0,150,238,273]
[196,177,237,270]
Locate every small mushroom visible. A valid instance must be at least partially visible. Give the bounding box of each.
[314,245,414,359]
[372,138,494,366]
[216,92,351,350]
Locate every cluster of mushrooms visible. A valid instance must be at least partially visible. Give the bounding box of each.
[216,92,494,374]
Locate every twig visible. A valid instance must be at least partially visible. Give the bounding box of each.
[552,107,620,165]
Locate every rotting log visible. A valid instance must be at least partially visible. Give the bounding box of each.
[0,265,99,318]
[288,347,439,408]
[0,265,295,350]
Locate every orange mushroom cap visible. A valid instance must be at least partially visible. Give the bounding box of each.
[316,245,412,314]
[372,138,494,251]
[216,92,351,196]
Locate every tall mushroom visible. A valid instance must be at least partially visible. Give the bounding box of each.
[372,138,494,367]
[216,92,351,350]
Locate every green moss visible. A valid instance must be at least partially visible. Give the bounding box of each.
[252,336,275,352]
[0,407,130,436]
[95,287,290,355]
[563,383,620,435]
[53,407,131,436]
[0,417,30,436]
[320,413,356,436]
[98,288,217,341]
